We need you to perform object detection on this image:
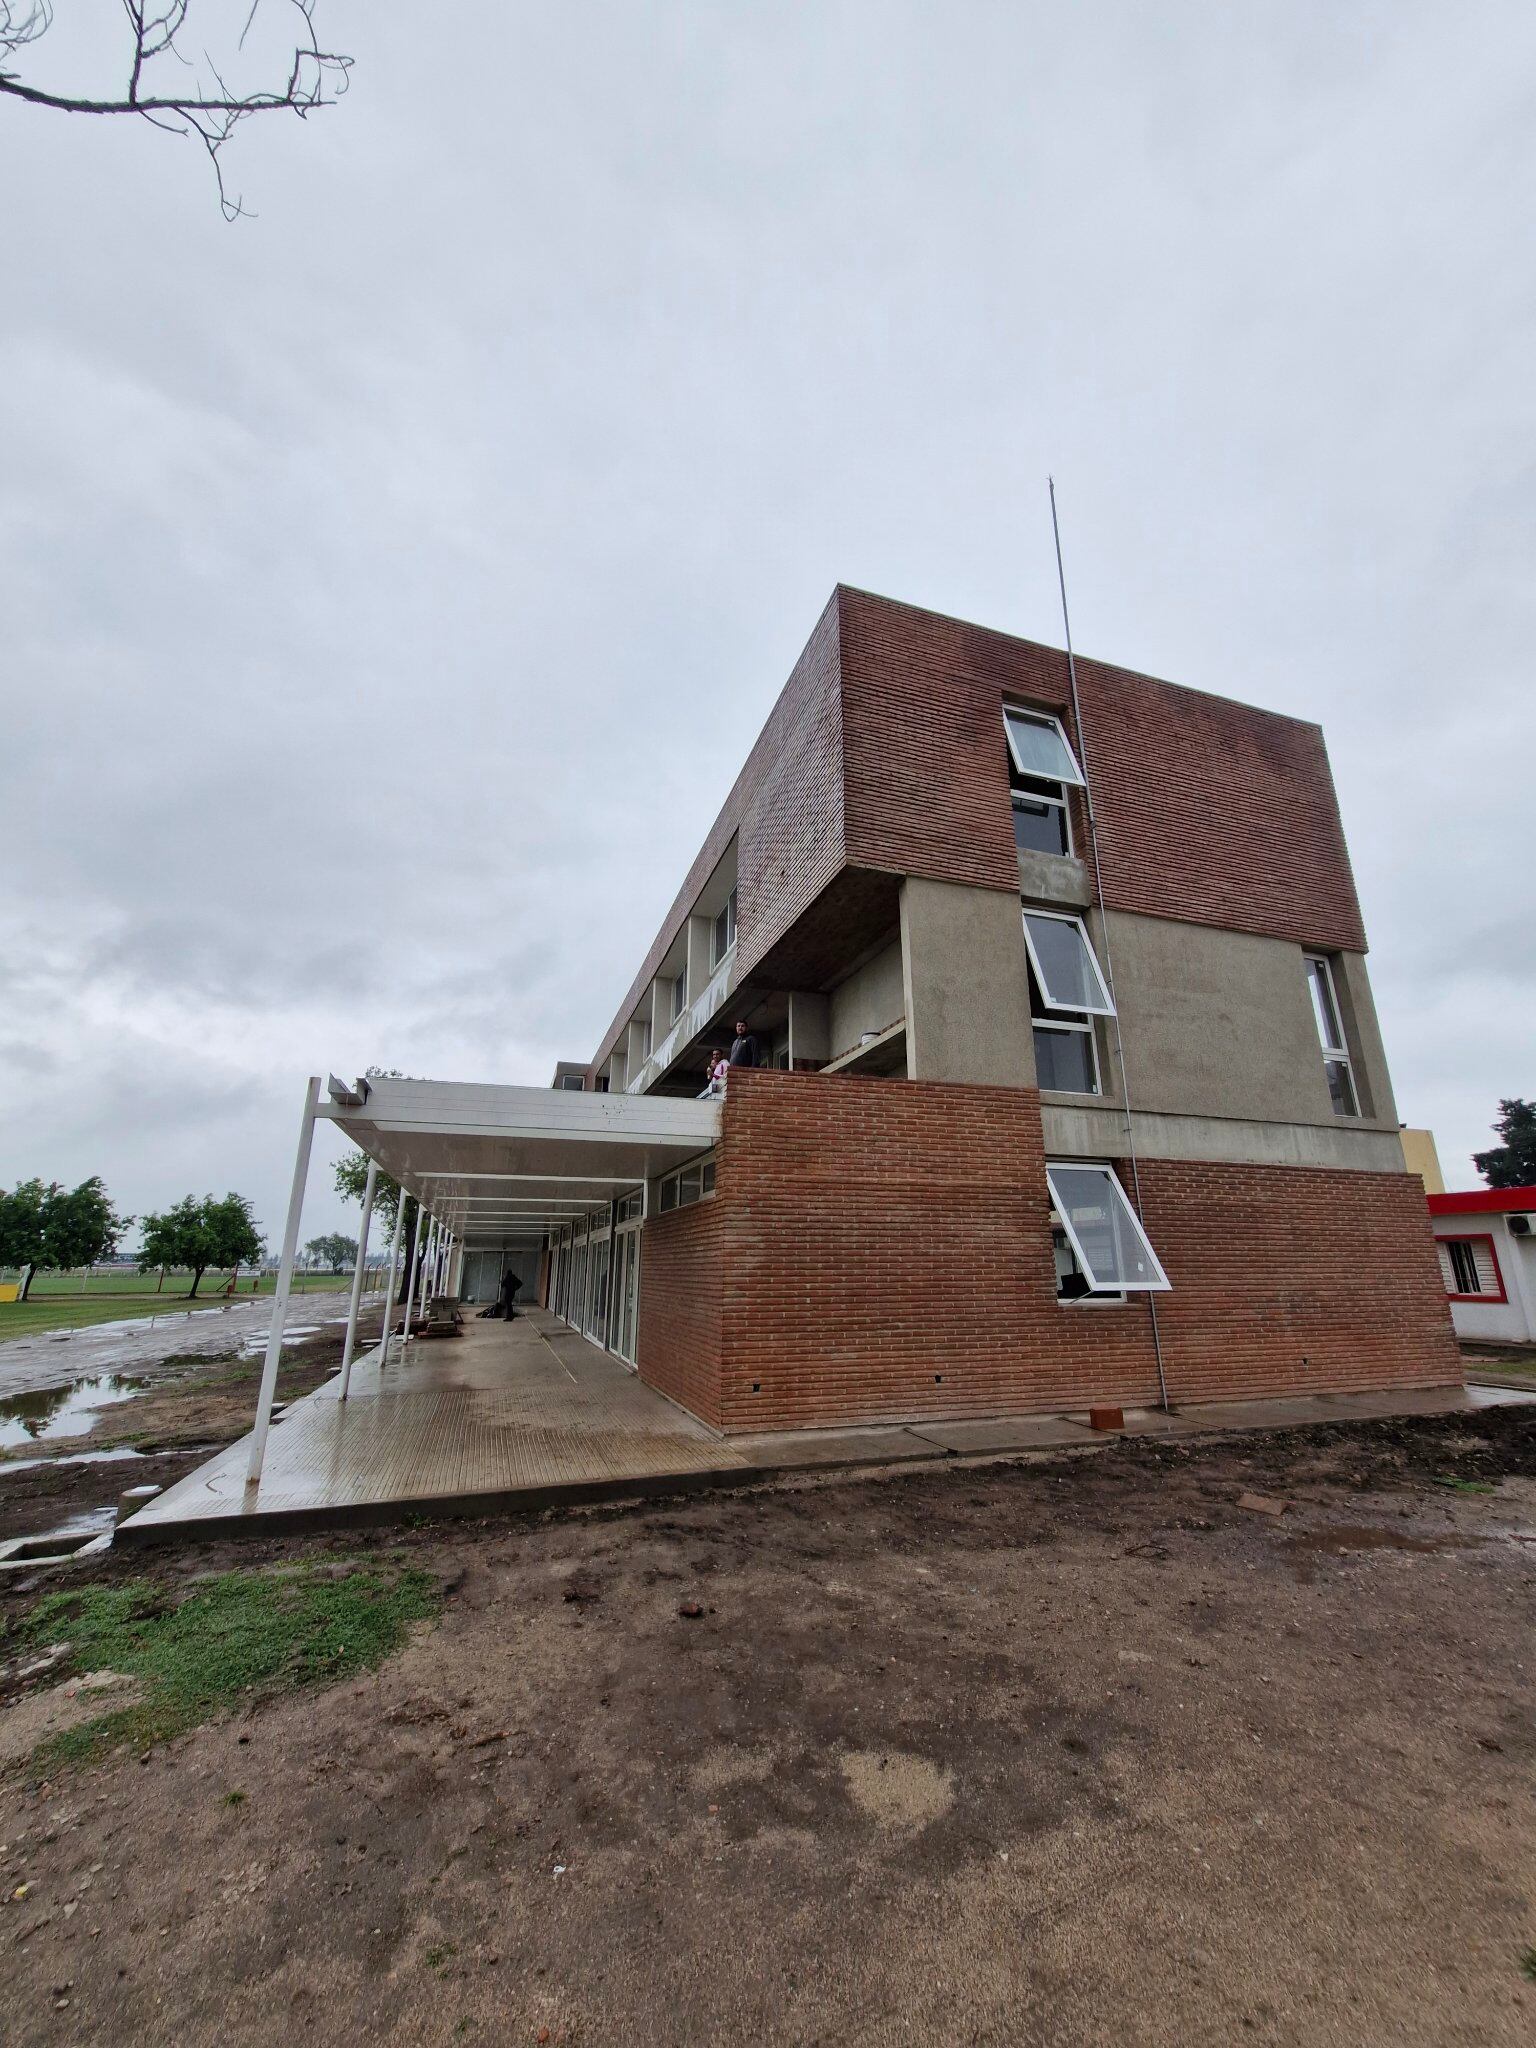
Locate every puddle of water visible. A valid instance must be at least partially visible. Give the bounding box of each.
[2,1504,118,1557]
[1467,1384,1536,1409]
[0,1445,148,1477]
[0,1374,150,1448]
[239,1324,322,1357]
[40,1305,233,1344]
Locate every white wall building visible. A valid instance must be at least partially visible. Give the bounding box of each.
[1428,1186,1536,1344]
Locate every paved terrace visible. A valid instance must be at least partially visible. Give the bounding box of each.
[118,1306,1536,1545]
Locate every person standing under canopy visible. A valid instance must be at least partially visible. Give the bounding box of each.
[499,1264,522,1321]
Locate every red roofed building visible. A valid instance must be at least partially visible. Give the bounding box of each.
[1427,1187,1536,1344]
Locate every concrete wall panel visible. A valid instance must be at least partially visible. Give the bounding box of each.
[900,879,1036,1089]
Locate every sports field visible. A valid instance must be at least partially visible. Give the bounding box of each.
[0,1270,381,1341]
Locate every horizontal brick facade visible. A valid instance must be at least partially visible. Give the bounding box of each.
[591,592,845,1076]
[632,1071,1459,1431]
[590,585,1367,1076]
[837,586,1367,952]
[633,1195,727,1429]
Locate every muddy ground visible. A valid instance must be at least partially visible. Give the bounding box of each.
[1,1402,1533,2046]
[0,1323,376,1545]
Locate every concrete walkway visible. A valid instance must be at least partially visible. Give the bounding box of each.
[118,1308,1536,1546]
[120,1310,749,1542]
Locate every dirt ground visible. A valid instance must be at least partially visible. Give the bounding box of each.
[0,1401,1532,2046]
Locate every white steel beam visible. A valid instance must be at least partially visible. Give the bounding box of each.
[246,1076,321,1494]
[338,1158,378,1401]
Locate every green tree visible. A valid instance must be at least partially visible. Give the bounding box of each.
[1474,1098,1536,1190]
[203,1193,265,1285]
[0,1177,129,1299]
[0,1179,52,1299]
[334,1149,416,1302]
[42,1177,131,1277]
[305,1232,357,1273]
[138,1193,265,1299]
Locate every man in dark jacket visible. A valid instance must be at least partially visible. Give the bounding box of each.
[498,1265,522,1321]
[729,1020,761,1069]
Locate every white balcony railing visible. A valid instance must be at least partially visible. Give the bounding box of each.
[625,948,737,1094]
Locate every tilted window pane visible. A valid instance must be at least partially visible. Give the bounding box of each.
[1045,1163,1170,1292]
[1012,797,1069,857]
[1023,913,1115,1015]
[1033,1025,1097,1094]
[1004,709,1085,786]
[1324,1056,1358,1117]
[1305,956,1345,1053]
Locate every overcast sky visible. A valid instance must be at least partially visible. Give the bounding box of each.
[3,1,1532,1249]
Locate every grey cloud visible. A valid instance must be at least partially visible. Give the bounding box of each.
[1,0,1532,1230]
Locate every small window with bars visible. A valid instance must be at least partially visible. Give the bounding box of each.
[1436,1235,1505,1302]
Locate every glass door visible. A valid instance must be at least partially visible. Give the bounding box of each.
[585,1229,611,1344]
[613,1223,642,1366]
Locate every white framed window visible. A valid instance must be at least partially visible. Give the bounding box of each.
[1033,1018,1100,1095]
[1045,1161,1170,1293]
[669,973,686,1022]
[1052,1226,1124,1304]
[637,1019,652,1060]
[1437,1235,1505,1302]
[557,1075,585,1092]
[711,888,738,969]
[1003,707,1086,788]
[1011,786,1072,859]
[1022,910,1115,1016]
[1304,955,1359,1117]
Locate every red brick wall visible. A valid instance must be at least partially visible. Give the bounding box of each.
[591,586,1367,1077]
[1134,1157,1461,1401]
[836,587,1367,952]
[636,1197,727,1428]
[633,1071,1458,1432]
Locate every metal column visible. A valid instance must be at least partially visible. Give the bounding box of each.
[245,1076,321,1493]
[338,1158,378,1401]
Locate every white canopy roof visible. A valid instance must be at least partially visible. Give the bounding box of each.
[323,1075,720,1242]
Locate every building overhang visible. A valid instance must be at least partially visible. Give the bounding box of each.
[322,1076,720,1243]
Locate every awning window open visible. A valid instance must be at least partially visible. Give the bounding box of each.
[1045,1161,1170,1293]
[1003,706,1086,787]
[1022,911,1115,1015]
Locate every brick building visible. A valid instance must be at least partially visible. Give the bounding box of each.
[529,586,1460,1428]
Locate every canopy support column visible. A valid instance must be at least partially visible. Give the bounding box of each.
[379,1199,404,1365]
[338,1158,378,1401]
[401,1202,426,1352]
[245,1076,321,1494]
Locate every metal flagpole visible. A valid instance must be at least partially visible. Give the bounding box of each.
[246,1076,321,1491]
[1047,477,1170,1413]
[338,1159,378,1401]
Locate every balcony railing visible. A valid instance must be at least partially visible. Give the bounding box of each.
[625,948,737,1094]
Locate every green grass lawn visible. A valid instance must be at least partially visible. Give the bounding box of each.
[0,1271,381,1342]
[25,1562,439,1765]
[16,1268,360,1298]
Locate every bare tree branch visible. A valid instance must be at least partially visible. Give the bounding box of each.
[0,0,352,217]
